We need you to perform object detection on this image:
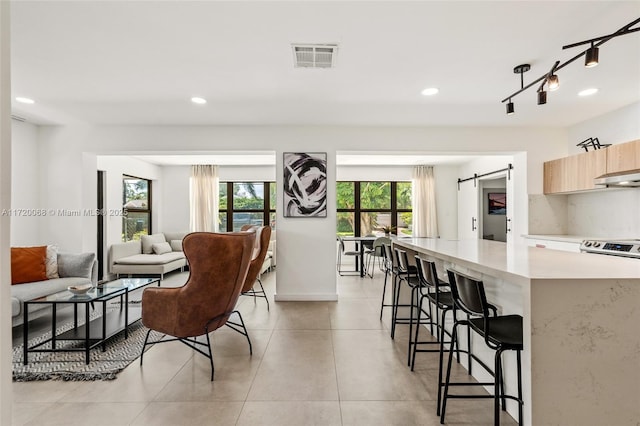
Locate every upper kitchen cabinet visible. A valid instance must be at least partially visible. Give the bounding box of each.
[606,139,640,174]
[543,148,607,194]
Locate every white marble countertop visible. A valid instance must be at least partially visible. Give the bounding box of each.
[393,237,640,282]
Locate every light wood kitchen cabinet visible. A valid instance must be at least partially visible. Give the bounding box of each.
[543,148,606,194]
[606,139,640,173]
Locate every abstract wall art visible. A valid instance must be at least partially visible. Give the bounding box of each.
[283,152,327,217]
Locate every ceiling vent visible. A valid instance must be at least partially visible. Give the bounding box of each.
[292,44,338,68]
[10,114,26,122]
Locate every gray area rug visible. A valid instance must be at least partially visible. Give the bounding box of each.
[13,312,164,382]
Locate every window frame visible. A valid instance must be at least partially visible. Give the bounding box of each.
[219,181,276,231]
[336,181,412,237]
[122,174,152,242]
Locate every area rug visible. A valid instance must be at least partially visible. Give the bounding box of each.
[13,314,165,382]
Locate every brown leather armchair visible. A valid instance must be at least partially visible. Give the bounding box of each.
[139,231,255,380]
[240,225,272,310]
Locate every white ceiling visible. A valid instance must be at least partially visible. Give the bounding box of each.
[9,1,640,128]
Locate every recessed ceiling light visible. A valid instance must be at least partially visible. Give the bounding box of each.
[191,97,207,104]
[578,88,598,97]
[421,87,439,96]
[15,97,35,104]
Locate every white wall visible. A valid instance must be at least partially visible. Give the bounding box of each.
[10,120,40,245]
[161,166,190,233]
[567,101,640,154]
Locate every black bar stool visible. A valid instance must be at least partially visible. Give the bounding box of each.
[440,269,524,426]
[392,248,422,358]
[411,256,461,415]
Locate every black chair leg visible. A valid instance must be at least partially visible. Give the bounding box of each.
[440,323,459,424]
[410,295,424,371]
[139,329,152,366]
[494,348,505,426]
[517,350,523,426]
[391,275,400,339]
[204,332,214,381]
[407,284,416,366]
[380,268,388,320]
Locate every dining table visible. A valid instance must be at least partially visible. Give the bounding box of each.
[339,235,377,277]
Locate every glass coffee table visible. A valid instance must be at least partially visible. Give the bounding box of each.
[22,277,160,365]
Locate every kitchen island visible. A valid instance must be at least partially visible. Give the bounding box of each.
[393,237,640,426]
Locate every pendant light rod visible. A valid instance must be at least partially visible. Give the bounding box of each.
[562,17,640,50]
[501,17,640,104]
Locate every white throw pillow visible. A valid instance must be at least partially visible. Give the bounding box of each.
[169,239,182,251]
[45,245,59,279]
[141,234,167,254]
[152,242,172,255]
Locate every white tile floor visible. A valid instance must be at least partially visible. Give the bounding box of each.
[11,269,518,426]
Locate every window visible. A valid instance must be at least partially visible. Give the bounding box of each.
[122,175,151,241]
[336,181,412,237]
[219,182,276,231]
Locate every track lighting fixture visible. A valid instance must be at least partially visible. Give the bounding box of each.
[506,100,514,115]
[584,44,599,68]
[501,17,639,112]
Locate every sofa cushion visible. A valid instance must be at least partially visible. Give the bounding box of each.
[11,246,48,285]
[152,242,172,255]
[114,252,185,265]
[169,239,182,252]
[45,245,60,279]
[141,233,167,254]
[11,276,92,317]
[58,252,95,279]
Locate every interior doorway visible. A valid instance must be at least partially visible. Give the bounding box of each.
[479,176,507,242]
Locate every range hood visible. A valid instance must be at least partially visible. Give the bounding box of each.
[594,169,640,187]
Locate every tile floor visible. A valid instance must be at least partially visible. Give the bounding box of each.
[11,268,518,426]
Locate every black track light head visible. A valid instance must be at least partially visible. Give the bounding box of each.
[585,45,599,68]
[537,90,547,105]
[506,101,515,115]
[548,74,560,91]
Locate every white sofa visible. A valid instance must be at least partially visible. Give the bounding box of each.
[12,252,98,327]
[109,232,187,280]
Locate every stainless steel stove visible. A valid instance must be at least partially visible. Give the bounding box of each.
[580,239,640,259]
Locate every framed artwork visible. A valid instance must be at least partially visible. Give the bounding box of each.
[283,152,327,217]
[487,192,506,215]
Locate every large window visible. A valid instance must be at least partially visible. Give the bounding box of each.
[337,181,412,237]
[219,182,276,232]
[122,175,151,241]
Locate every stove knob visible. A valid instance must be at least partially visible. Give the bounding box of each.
[593,242,601,248]
[585,241,592,247]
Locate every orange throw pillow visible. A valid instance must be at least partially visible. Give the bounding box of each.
[11,246,48,285]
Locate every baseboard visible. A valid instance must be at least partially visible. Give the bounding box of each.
[273,293,338,302]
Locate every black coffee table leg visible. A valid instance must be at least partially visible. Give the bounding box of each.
[23,306,29,365]
[85,303,90,364]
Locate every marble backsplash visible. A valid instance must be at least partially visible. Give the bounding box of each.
[529,189,640,237]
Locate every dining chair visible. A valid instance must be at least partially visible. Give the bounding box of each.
[337,235,360,276]
[364,236,391,278]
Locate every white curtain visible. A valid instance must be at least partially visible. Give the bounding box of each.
[412,165,438,238]
[189,165,219,232]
